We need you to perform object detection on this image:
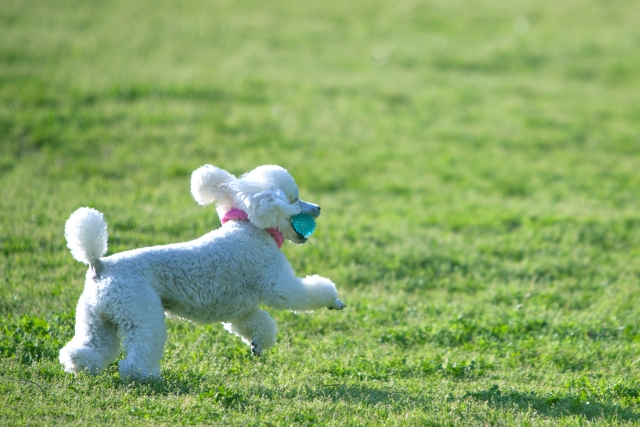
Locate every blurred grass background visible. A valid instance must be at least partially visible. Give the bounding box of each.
[1,0,640,425]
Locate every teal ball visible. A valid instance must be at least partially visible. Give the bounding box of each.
[291,213,316,238]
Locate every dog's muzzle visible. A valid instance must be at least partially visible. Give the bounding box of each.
[298,200,321,218]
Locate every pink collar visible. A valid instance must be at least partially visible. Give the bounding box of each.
[221,207,284,249]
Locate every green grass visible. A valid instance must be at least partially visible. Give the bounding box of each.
[2,0,640,424]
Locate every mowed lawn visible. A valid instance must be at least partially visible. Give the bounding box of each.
[2,0,640,425]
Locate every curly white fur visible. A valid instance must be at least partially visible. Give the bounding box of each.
[59,164,345,381]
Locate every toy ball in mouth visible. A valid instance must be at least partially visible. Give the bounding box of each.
[291,213,316,239]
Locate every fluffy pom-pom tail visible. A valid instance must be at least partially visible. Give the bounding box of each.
[65,207,108,266]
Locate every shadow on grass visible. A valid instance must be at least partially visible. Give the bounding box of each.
[99,369,637,422]
[252,379,433,409]
[106,370,207,396]
[466,384,639,422]
[113,371,431,409]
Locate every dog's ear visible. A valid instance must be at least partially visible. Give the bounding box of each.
[191,165,236,210]
[230,181,300,230]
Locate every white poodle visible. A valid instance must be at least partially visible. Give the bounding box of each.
[59,164,345,381]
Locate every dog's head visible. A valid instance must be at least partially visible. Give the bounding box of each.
[191,164,320,244]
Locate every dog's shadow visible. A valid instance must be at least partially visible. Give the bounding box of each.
[465,384,640,422]
[110,371,430,409]
[254,379,432,408]
[109,372,640,422]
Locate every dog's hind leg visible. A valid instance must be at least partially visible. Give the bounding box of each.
[117,293,167,381]
[223,307,277,356]
[59,291,121,375]
[263,274,345,313]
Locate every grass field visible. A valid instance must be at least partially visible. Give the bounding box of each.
[2,0,640,425]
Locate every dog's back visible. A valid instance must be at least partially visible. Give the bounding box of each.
[96,221,287,323]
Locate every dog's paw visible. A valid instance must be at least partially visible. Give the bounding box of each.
[328,299,346,310]
[251,340,262,357]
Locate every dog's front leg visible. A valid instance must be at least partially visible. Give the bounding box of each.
[328,299,347,310]
[223,307,277,356]
[263,274,345,313]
